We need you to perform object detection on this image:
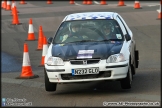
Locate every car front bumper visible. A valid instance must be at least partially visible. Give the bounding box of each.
[45,60,129,83]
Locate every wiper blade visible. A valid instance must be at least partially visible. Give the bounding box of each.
[64,40,98,44]
[100,39,122,41]
[77,40,98,42]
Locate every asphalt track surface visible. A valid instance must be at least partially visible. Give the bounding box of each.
[1,1,161,107]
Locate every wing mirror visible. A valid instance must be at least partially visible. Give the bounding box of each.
[47,37,53,44]
[125,34,131,41]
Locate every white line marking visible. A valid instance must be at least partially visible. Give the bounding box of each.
[93,1,100,5]
[74,2,83,6]
[148,4,160,7]
[157,10,160,13]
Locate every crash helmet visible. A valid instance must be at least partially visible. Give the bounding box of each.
[101,23,112,36]
[69,21,82,33]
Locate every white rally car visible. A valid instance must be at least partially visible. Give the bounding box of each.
[44,12,139,92]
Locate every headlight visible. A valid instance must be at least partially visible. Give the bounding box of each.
[47,57,64,66]
[106,53,125,63]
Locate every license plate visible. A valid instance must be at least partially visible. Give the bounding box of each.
[72,67,99,75]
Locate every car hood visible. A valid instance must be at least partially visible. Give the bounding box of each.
[51,41,123,60]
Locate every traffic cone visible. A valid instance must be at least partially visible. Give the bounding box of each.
[157,1,161,20]
[19,0,26,4]
[118,0,126,6]
[36,26,44,50]
[69,0,75,4]
[134,1,142,9]
[47,0,52,4]
[1,1,4,8]
[39,36,48,67]
[100,0,107,5]
[87,0,92,5]
[83,0,87,5]
[6,1,11,10]
[3,0,7,9]
[16,43,39,79]
[12,6,20,25]
[26,18,36,41]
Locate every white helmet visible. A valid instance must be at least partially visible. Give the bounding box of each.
[68,22,82,33]
[101,22,114,35]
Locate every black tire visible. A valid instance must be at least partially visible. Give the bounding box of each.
[44,68,57,92]
[135,50,139,68]
[120,65,132,89]
[131,51,136,75]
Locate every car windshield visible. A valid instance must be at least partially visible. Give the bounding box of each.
[53,19,124,44]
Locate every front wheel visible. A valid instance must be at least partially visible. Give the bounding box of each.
[44,68,57,92]
[120,65,132,89]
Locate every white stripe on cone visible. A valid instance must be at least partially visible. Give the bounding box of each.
[12,1,16,9]
[11,2,14,9]
[28,24,34,33]
[135,1,139,3]
[7,1,11,6]
[42,44,48,56]
[23,52,31,66]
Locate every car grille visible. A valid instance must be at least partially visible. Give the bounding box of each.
[61,71,111,80]
[70,59,100,65]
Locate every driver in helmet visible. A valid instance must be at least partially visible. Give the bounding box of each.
[98,23,116,40]
[62,22,88,42]
[71,23,80,34]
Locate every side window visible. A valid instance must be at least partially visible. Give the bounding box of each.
[116,16,127,35]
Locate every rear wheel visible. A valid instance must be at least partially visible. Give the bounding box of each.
[44,68,57,92]
[120,65,132,89]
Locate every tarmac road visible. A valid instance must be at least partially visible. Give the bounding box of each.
[1,1,161,107]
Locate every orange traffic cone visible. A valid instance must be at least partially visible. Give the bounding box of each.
[3,0,7,9]
[69,0,75,4]
[134,1,142,9]
[118,0,126,6]
[6,1,11,10]
[47,0,52,4]
[12,6,20,25]
[36,26,44,50]
[26,18,36,41]
[83,0,87,5]
[100,0,107,5]
[19,0,26,4]
[39,36,48,67]
[16,43,39,79]
[1,1,4,8]
[87,0,92,5]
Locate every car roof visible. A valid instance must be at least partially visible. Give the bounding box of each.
[63,12,117,22]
